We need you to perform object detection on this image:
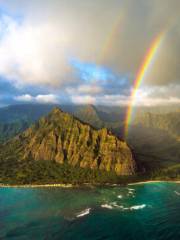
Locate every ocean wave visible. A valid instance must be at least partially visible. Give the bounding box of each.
[128,188,135,194]
[127,204,146,210]
[101,204,114,209]
[101,202,146,211]
[76,208,91,218]
[175,191,180,196]
[101,202,123,209]
[117,195,123,199]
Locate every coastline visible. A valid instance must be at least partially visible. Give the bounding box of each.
[0,180,180,188]
[128,180,180,186]
[0,183,74,188]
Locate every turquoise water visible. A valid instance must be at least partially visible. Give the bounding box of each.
[0,183,180,239]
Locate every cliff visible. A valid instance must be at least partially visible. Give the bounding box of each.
[10,107,136,176]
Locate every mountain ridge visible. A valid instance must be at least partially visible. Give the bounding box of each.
[4,107,136,176]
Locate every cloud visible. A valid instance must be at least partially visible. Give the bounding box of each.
[1,0,179,87]
[35,94,59,104]
[0,0,179,106]
[67,84,102,95]
[14,94,33,102]
[71,95,96,105]
[14,94,59,104]
[69,59,130,95]
[69,58,117,82]
[0,14,73,88]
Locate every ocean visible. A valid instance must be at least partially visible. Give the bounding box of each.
[0,182,180,239]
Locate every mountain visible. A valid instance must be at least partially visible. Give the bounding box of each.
[126,111,180,177]
[74,104,103,128]
[74,105,124,138]
[0,121,29,143]
[134,111,180,140]
[0,104,59,123]
[1,107,136,180]
[0,104,180,183]
[0,104,125,143]
[0,104,60,143]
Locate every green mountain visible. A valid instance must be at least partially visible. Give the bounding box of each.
[0,107,136,184]
[0,104,58,123]
[0,104,180,182]
[0,104,125,143]
[0,104,59,143]
[74,104,103,128]
[126,111,180,179]
[134,111,180,140]
[74,105,124,138]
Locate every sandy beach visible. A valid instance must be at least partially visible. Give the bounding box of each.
[0,183,74,188]
[0,180,180,188]
[128,180,180,186]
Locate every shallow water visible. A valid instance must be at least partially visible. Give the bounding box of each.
[0,183,180,239]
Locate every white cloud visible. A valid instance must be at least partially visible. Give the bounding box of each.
[66,84,102,95]
[71,95,96,105]
[0,14,73,88]
[134,96,180,106]
[1,0,179,89]
[14,94,33,102]
[14,94,59,104]
[35,94,59,104]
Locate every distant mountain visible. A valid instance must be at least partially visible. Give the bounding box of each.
[0,104,60,123]
[74,105,124,138]
[0,104,60,143]
[126,110,180,177]
[74,104,103,128]
[134,111,180,140]
[0,121,29,143]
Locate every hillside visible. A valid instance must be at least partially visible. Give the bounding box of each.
[0,104,59,143]
[74,104,103,128]
[0,104,124,143]
[134,111,180,140]
[0,107,136,184]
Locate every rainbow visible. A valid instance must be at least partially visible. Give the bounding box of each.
[97,13,124,64]
[124,32,164,138]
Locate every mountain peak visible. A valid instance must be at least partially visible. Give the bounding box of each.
[6,109,136,176]
[51,107,63,114]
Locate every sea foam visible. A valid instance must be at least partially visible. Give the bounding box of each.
[101,204,114,209]
[101,202,123,209]
[76,208,91,218]
[117,195,123,199]
[129,204,146,210]
[175,191,180,196]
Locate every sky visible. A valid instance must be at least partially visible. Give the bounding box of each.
[0,0,179,106]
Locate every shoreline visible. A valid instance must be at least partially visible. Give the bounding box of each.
[0,180,180,188]
[128,180,180,186]
[0,183,74,188]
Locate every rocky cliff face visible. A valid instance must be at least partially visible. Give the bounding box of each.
[12,108,136,175]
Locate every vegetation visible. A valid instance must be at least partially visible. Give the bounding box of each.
[134,111,180,140]
[0,144,146,185]
[0,104,179,185]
